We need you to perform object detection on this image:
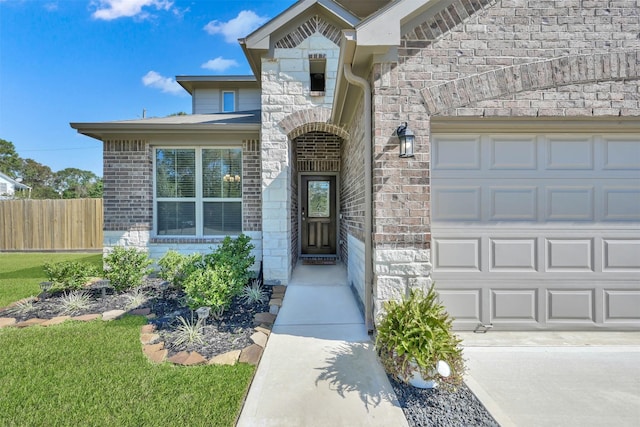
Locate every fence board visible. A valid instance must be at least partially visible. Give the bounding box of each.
[0,199,103,251]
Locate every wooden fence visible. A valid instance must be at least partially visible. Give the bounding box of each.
[0,198,103,251]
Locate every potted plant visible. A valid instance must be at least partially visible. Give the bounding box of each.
[375,283,465,390]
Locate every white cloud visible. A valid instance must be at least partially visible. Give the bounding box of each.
[201,57,239,72]
[91,0,173,21]
[142,71,183,95]
[44,2,59,11]
[203,10,269,43]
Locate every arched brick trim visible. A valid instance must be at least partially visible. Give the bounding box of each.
[420,51,640,116]
[403,0,495,42]
[274,15,342,48]
[278,107,349,140]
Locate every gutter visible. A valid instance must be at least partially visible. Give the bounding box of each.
[343,60,374,333]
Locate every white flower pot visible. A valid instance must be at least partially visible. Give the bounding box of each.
[401,360,451,389]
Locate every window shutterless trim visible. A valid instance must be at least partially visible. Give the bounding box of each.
[153,146,242,238]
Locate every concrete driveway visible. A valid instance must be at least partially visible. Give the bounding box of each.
[460,332,640,427]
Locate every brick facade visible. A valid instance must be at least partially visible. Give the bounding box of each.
[242,139,262,232]
[368,0,640,316]
[102,139,153,232]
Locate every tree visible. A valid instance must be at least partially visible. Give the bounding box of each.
[19,158,58,199]
[54,168,101,199]
[0,138,22,178]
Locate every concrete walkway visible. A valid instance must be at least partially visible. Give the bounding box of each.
[460,331,640,427]
[237,263,408,427]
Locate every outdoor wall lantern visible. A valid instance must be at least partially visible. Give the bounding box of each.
[396,122,415,158]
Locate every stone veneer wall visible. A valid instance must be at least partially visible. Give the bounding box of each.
[369,0,640,318]
[261,28,341,285]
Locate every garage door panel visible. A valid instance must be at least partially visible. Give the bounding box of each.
[490,136,537,170]
[603,137,640,170]
[603,188,640,220]
[547,290,595,322]
[434,239,480,271]
[437,290,481,322]
[491,290,538,322]
[432,187,481,221]
[490,239,537,271]
[603,239,640,270]
[605,291,640,320]
[432,136,480,170]
[546,186,595,221]
[546,136,594,170]
[546,239,594,271]
[490,187,538,220]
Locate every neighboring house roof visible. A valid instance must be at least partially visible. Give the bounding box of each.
[0,171,30,190]
[176,75,258,95]
[70,110,261,140]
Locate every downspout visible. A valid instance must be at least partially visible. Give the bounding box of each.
[343,63,374,333]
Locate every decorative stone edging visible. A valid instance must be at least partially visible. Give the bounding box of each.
[0,285,288,368]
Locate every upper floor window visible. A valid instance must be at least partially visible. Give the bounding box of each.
[154,147,242,237]
[223,91,236,112]
[309,56,326,94]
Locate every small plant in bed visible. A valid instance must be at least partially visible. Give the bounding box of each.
[375,283,465,391]
[241,279,268,305]
[104,246,153,292]
[59,290,93,315]
[43,260,100,293]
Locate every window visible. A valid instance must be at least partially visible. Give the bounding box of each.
[222,91,235,112]
[155,147,242,237]
[309,58,326,93]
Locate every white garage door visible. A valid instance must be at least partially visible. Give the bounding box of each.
[431,132,640,330]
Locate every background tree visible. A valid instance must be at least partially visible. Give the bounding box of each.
[0,139,22,178]
[54,168,102,199]
[20,158,58,199]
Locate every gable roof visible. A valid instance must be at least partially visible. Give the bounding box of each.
[240,0,360,79]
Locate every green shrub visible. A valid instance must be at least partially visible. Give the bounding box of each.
[104,246,153,292]
[43,261,99,292]
[203,234,255,294]
[183,265,237,316]
[375,284,465,390]
[157,250,203,288]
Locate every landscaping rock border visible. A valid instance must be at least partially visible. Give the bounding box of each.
[0,285,288,368]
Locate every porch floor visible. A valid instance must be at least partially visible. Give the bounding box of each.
[237,261,408,426]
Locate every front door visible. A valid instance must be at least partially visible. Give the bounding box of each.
[301,175,337,255]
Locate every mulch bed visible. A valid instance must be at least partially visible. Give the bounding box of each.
[0,278,271,361]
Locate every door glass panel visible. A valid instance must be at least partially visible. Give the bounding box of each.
[308,181,330,218]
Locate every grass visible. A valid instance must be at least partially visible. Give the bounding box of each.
[0,315,255,426]
[0,252,102,307]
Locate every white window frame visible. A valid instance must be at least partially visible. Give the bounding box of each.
[222,91,236,113]
[153,146,243,238]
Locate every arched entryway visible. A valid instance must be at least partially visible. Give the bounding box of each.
[290,130,344,268]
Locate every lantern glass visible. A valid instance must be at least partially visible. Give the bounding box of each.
[397,123,415,158]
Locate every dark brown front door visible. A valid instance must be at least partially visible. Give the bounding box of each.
[301,175,337,255]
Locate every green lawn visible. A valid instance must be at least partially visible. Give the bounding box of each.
[0,253,255,426]
[0,316,254,426]
[0,252,103,307]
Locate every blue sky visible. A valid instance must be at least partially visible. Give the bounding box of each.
[0,0,296,177]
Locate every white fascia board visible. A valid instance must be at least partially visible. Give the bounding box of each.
[356,0,439,46]
[70,123,260,141]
